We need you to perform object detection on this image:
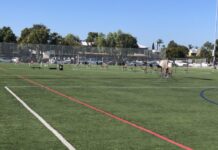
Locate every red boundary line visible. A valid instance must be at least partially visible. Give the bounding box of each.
[19,76,192,150]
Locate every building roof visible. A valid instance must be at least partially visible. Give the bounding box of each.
[81,40,93,46]
[138,44,148,49]
[189,48,198,53]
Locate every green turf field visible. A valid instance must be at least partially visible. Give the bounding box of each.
[0,63,218,150]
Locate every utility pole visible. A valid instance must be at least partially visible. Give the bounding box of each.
[213,0,218,69]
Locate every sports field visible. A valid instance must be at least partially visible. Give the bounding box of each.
[0,64,218,150]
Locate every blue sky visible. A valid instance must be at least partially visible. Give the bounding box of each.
[0,0,216,47]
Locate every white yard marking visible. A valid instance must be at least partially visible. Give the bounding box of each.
[5,86,76,150]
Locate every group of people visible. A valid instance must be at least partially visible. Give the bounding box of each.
[119,60,173,78]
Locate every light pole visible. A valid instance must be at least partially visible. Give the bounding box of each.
[213,0,218,69]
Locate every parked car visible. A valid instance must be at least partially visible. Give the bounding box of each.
[11,57,19,63]
[63,59,72,64]
[189,63,209,68]
[175,60,188,67]
[106,61,116,65]
[0,57,12,63]
[49,58,57,64]
[146,61,159,67]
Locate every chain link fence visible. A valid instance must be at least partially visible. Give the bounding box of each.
[0,42,164,65]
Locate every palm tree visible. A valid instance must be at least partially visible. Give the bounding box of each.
[156,39,163,51]
[188,44,193,49]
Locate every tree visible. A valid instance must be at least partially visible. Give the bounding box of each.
[156,39,163,50]
[166,41,189,59]
[106,30,138,48]
[168,40,178,48]
[200,49,212,61]
[49,32,63,45]
[106,32,117,48]
[96,33,107,48]
[0,31,2,42]
[105,30,138,64]
[203,41,214,50]
[19,24,50,44]
[188,44,193,49]
[86,32,99,46]
[18,28,30,43]
[199,41,214,62]
[63,34,81,46]
[116,32,138,48]
[0,26,17,43]
[152,43,155,50]
[215,40,218,58]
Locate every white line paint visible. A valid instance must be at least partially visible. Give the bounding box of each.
[4,86,76,150]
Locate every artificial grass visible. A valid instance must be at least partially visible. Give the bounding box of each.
[1,63,218,149]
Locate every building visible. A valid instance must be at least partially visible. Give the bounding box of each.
[81,40,94,46]
[188,48,200,57]
[138,44,148,49]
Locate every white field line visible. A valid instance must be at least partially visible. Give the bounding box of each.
[4,86,76,150]
[7,85,218,89]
